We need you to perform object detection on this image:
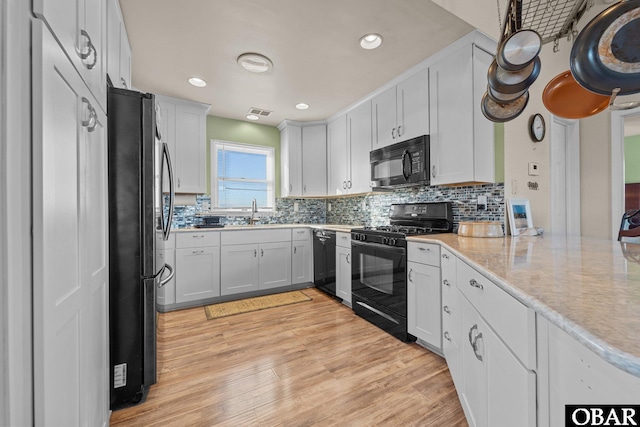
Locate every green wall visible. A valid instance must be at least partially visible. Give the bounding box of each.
[625,134,640,184]
[206,115,282,197]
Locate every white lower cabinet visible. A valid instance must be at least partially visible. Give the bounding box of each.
[292,228,312,284]
[220,229,293,296]
[407,242,442,351]
[335,232,352,304]
[175,232,221,303]
[259,242,292,290]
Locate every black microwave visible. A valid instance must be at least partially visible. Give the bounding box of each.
[370,135,430,189]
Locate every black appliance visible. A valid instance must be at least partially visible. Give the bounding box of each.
[370,135,430,190]
[313,229,337,297]
[108,87,175,410]
[351,202,453,342]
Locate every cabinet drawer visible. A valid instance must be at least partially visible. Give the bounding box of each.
[292,228,311,241]
[457,260,536,370]
[221,229,291,245]
[336,232,351,248]
[176,231,220,248]
[407,242,440,266]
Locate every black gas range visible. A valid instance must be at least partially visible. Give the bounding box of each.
[350,202,453,342]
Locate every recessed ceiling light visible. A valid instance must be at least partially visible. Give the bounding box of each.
[246,114,260,121]
[359,33,383,50]
[237,53,273,74]
[295,103,309,110]
[188,77,207,87]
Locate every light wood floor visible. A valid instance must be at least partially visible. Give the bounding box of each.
[110,288,468,426]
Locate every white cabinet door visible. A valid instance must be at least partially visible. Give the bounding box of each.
[175,104,207,193]
[175,247,221,303]
[156,248,176,306]
[430,44,495,185]
[259,242,292,290]
[397,69,429,142]
[372,86,397,148]
[32,21,109,426]
[33,0,108,111]
[327,115,348,195]
[220,244,260,295]
[292,240,312,284]
[407,261,441,350]
[347,101,372,194]
[336,245,352,304]
[301,125,327,196]
[281,125,302,197]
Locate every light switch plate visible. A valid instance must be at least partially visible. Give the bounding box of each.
[528,162,540,176]
[477,195,487,211]
[293,201,299,212]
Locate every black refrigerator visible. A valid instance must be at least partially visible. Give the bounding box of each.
[107,87,174,410]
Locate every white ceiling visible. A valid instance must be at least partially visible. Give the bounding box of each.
[119,0,473,126]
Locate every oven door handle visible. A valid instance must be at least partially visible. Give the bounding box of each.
[351,240,406,254]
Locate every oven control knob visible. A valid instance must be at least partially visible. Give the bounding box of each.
[381,236,388,245]
[360,234,366,241]
[389,238,397,246]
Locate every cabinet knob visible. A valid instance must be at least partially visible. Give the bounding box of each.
[469,279,483,290]
[391,128,396,139]
[347,180,352,189]
[254,249,257,257]
[294,246,297,254]
[261,249,264,257]
[408,268,413,282]
[120,77,128,89]
[443,279,450,287]
[444,331,451,342]
[77,29,97,70]
[442,253,449,260]
[443,305,451,314]
[397,125,403,137]
[81,97,98,132]
[343,181,347,189]
[431,165,436,179]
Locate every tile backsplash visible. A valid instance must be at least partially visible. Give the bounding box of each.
[169,183,504,232]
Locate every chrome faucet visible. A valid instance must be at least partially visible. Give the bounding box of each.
[250,198,258,225]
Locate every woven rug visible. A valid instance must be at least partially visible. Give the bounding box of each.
[204,290,312,320]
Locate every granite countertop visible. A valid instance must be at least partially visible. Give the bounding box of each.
[171,224,357,232]
[408,233,640,377]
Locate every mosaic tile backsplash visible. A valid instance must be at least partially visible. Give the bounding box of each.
[169,183,504,233]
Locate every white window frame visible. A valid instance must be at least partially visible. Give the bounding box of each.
[210,139,275,213]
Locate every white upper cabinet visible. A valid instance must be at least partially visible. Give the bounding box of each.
[280,123,327,197]
[301,125,327,196]
[373,69,429,149]
[106,0,131,89]
[280,125,302,197]
[34,0,108,111]
[327,101,372,196]
[155,95,210,194]
[429,42,495,185]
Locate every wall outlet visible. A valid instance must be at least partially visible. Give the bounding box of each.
[511,179,518,194]
[477,195,487,211]
[328,202,332,212]
[528,162,540,176]
[361,199,367,211]
[293,201,299,212]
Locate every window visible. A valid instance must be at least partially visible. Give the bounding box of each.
[210,140,275,211]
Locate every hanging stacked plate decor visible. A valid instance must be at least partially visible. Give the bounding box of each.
[483,0,542,123]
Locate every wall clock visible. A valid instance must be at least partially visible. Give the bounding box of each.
[529,113,545,142]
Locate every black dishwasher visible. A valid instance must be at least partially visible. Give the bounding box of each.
[313,230,337,298]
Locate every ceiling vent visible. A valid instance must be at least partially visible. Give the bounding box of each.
[248,108,272,117]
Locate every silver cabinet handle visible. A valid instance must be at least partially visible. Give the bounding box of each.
[432,165,436,178]
[346,253,351,264]
[347,180,352,189]
[443,305,451,314]
[192,235,205,239]
[120,77,128,89]
[289,184,293,192]
[261,249,264,257]
[397,125,403,137]
[408,268,413,282]
[443,279,450,287]
[444,331,451,342]
[77,29,97,69]
[177,178,181,188]
[192,250,204,254]
[294,246,297,254]
[343,181,347,189]
[418,246,430,251]
[81,97,98,132]
[442,253,449,260]
[469,279,483,290]
[468,324,483,361]
[254,249,257,257]
[391,127,396,139]
[303,184,307,193]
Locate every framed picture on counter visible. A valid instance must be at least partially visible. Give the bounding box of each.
[507,198,533,236]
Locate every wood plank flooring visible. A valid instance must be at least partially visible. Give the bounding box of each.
[110,288,468,426]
